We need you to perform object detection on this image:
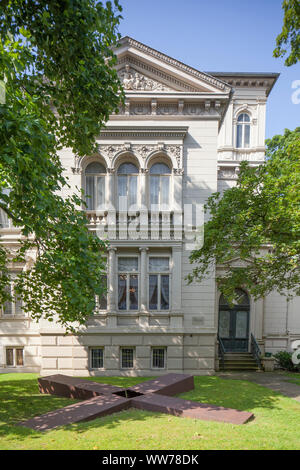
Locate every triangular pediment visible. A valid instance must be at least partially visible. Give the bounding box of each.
[115,37,231,95]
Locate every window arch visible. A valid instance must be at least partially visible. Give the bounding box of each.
[84,161,106,210]
[219,288,250,308]
[236,113,250,148]
[117,162,139,208]
[149,162,171,208]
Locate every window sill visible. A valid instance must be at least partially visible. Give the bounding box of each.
[4,365,25,368]
[0,316,29,320]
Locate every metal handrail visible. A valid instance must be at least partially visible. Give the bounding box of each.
[251,333,262,369]
[217,334,226,370]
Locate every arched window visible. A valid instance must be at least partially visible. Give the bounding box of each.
[85,162,106,210]
[219,288,250,308]
[117,162,139,208]
[218,288,250,352]
[236,113,250,148]
[149,162,171,207]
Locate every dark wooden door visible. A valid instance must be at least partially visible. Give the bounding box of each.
[219,308,249,352]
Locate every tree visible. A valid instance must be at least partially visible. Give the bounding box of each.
[188,128,300,303]
[273,0,300,66]
[0,1,124,331]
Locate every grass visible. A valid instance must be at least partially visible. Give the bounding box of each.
[0,373,300,450]
[284,372,300,386]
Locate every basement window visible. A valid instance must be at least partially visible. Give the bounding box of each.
[121,348,134,369]
[152,347,166,369]
[90,348,104,369]
[6,347,24,367]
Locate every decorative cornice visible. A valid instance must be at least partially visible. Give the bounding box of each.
[118,37,231,93]
[208,72,280,97]
[113,98,226,118]
[98,126,188,139]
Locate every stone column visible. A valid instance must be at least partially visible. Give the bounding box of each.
[107,168,116,240]
[170,246,183,328]
[173,169,183,240]
[139,247,149,313]
[256,98,267,148]
[107,247,117,328]
[140,169,148,240]
[106,168,115,209]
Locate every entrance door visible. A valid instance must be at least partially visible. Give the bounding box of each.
[218,289,250,352]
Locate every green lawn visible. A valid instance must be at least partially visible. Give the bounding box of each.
[0,373,300,450]
[284,372,300,386]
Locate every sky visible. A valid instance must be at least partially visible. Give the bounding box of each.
[118,0,299,138]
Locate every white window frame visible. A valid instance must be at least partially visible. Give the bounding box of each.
[94,259,108,313]
[149,163,172,209]
[89,347,104,370]
[148,255,171,311]
[1,272,24,318]
[84,162,106,211]
[236,113,251,149]
[120,347,135,370]
[117,255,140,312]
[117,163,140,210]
[151,347,167,370]
[5,347,24,367]
[0,208,13,229]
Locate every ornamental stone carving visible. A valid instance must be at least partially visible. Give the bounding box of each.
[173,168,184,175]
[166,145,182,167]
[118,65,173,92]
[96,143,183,170]
[218,167,239,180]
[98,144,132,162]
[131,103,151,115]
[157,103,178,115]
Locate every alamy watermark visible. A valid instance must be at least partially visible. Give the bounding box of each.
[291,340,300,366]
[291,80,300,104]
[93,200,204,251]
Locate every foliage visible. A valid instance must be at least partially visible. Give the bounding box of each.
[273,351,299,371]
[273,0,300,66]
[0,1,124,331]
[188,128,300,304]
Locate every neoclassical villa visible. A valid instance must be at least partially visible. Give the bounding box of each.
[1,37,299,375]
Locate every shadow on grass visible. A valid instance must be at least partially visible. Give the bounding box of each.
[0,374,289,440]
[0,376,78,439]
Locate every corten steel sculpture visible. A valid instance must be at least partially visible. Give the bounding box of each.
[20,373,253,431]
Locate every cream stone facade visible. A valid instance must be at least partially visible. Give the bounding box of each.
[0,37,299,376]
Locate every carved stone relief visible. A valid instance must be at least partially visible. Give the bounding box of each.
[217,167,239,180]
[95,143,183,169]
[118,65,174,92]
[130,103,151,115]
[157,103,178,115]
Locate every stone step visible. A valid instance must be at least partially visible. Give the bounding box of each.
[223,365,260,370]
[223,359,258,364]
[224,354,254,358]
[220,353,261,370]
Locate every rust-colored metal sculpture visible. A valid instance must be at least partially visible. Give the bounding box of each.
[20,373,253,431]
